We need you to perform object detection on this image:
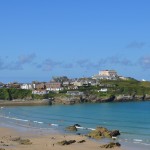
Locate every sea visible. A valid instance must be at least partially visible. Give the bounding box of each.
[0,101,150,150]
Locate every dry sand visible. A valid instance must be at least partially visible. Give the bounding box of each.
[0,127,124,150]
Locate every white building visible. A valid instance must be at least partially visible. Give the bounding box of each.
[21,84,35,90]
[99,70,118,77]
[73,81,84,87]
[98,88,108,92]
[92,70,118,80]
[32,90,49,95]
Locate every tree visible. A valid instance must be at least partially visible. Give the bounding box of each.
[52,76,69,83]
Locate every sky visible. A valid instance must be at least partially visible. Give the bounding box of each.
[0,0,150,83]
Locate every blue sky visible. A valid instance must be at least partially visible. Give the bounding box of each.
[0,0,150,83]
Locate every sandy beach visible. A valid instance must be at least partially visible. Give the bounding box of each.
[0,127,123,150]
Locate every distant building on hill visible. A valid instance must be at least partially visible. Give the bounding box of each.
[99,70,118,77]
[92,70,118,80]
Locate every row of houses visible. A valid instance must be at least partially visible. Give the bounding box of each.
[0,78,99,94]
[0,70,128,95]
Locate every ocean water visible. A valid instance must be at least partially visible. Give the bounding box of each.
[0,101,150,150]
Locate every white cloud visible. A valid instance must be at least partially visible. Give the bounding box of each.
[18,53,36,64]
[139,56,150,69]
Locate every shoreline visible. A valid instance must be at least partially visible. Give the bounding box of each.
[0,114,123,150]
[2,119,148,150]
[0,99,150,107]
[1,106,150,150]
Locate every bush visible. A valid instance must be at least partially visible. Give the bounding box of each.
[0,88,32,100]
[0,89,10,100]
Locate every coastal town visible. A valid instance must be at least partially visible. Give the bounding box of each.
[1,1,150,150]
[0,70,150,104]
[0,70,128,95]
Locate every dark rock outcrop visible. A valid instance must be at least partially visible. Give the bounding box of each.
[100,142,121,148]
[78,140,86,143]
[88,127,120,139]
[88,127,110,139]
[10,137,32,145]
[74,124,81,127]
[19,139,32,145]
[57,140,76,145]
[110,130,120,137]
[10,137,21,141]
[66,125,77,132]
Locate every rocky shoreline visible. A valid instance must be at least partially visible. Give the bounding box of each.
[86,94,150,102]
[52,94,150,105]
[0,93,150,106]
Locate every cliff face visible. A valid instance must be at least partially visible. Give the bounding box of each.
[0,94,150,106]
[52,94,150,104]
[114,94,150,102]
[52,96,82,105]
